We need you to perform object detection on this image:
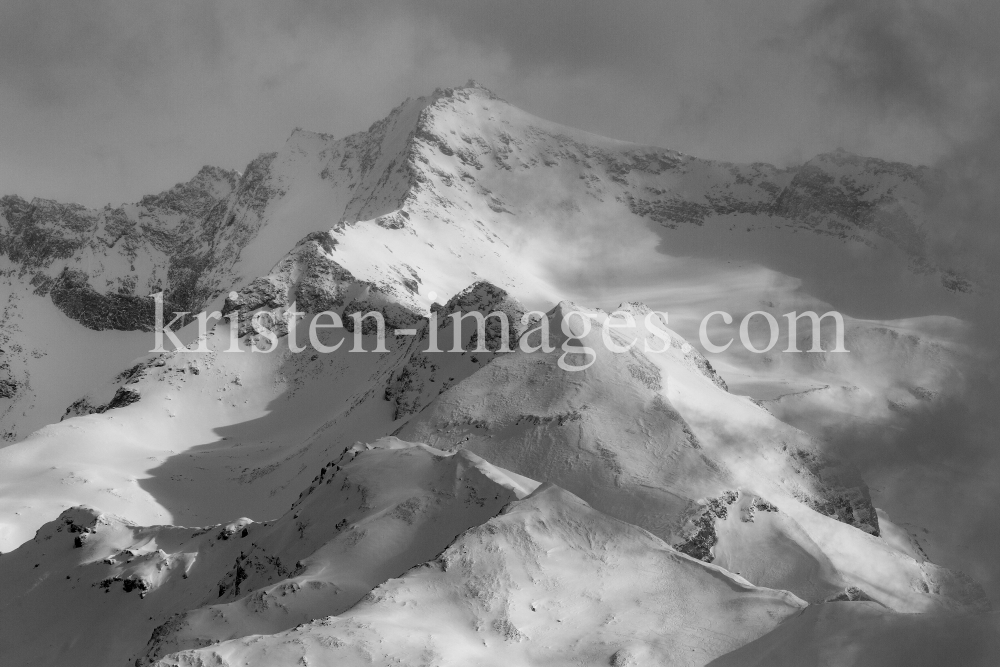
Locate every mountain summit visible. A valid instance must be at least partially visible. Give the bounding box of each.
[1,83,970,441]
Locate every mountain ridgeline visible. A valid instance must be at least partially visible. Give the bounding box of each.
[0,83,964,336]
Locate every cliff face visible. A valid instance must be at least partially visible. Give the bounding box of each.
[1,165,239,327]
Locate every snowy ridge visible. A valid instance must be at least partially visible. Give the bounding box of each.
[156,482,808,667]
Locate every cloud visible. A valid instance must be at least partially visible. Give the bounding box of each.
[798,0,1000,603]
[803,0,983,124]
[801,0,1000,281]
[0,0,225,104]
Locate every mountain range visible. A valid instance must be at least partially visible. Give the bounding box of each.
[0,81,995,666]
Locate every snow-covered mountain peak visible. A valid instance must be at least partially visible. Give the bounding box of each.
[1,83,996,666]
[137,165,241,215]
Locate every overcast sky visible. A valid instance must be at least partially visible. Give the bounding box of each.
[0,0,995,208]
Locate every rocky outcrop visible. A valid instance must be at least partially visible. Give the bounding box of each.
[615,148,932,261]
[439,281,528,353]
[0,349,16,401]
[384,281,527,420]
[773,152,928,253]
[0,158,285,333]
[0,196,94,270]
[221,232,424,342]
[139,166,240,217]
[826,586,881,604]
[62,363,146,420]
[48,268,163,331]
[740,495,779,523]
[63,387,141,420]
[789,447,880,536]
[0,380,15,399]
[674,491,739,562]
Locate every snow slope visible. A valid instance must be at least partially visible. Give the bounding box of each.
[0,282,152,442]
[157,483,807,667]
[0,439,531,667]
[399,302,986,613]
[709,602,1000,667]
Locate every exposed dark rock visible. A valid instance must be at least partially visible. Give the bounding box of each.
[291,251,356,314]
[740,495,779,523]
[0,159,274,333]
[826,586,881,604]
[0,196,93,270]
[773,152,928,255]
[675,491,739,562]
[139,166,239,217]
[941,270,973,293]
[756,498,779,513]
[121,576,151,594]
[115,364,146,385]
[215,547,288,600]
[63,387,142,421]
[300,230,338,253]
[233,153,281,214]
[626,193,712,227]
[0,379,16,399]
[48,268,167,331]
[440,281,528,352]
[223,277,289,337]
[384,281,527,420]
[790,448,880,536]
[690,350,728,391]
[612,146,955,283]
[384,357,433,421]
[104,387,142,411]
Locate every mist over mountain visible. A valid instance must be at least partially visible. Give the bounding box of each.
[1,82,997,666]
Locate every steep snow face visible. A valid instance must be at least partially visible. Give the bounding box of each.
[398,302,986,613]
[236,83,979,462]
[710,602,1000,667]
[156,484,807,667]
[137,441,531,664]
[0,440,529,667]
[353,83,967,313]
